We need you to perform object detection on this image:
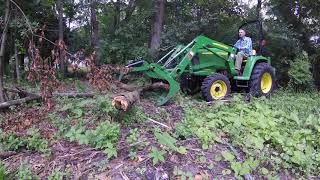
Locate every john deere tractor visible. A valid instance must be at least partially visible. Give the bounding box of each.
[123,20,276,105]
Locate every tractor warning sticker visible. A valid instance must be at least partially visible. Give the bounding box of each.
[188,51,194,59]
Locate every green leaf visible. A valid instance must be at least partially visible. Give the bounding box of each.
[261,168,269,175]
[148,147,165,165]
[214,154,222,162]
[231,162,242,175]
[177,146,187,154]
[222,169,232,175]
[221,151,235,162]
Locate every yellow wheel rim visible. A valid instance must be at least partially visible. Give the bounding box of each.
[210,80,228,99]
[260,72,272,93]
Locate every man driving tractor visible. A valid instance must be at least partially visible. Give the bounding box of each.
[234,29,253,75]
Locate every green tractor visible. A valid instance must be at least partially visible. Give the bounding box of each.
[123,21,276,105]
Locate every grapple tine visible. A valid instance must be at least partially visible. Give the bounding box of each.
[157,79,180,106]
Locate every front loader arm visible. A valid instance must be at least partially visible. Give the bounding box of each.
[123,35,237,105]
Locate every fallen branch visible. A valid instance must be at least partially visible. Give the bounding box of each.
[52,92,95,98]
[148,118,172,130]
[0,88,96,109]
[0,95,40,109]
[0,151,18,159]
[112,82,169,111]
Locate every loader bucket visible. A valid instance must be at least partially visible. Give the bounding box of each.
[124,61,181,105]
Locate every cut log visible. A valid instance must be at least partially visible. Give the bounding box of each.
[112,82,169,111]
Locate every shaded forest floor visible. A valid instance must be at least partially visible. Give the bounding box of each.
[1,79,320,180]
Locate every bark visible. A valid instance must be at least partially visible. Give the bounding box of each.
[52,92,95,98]
[256,0,262,20]
[0,0,10,103]
[14,38,21,82]
[90,0,99,50]
[149,0,166,60]
[0,151,18,159]
[112,82,169,111]
[0,95,41,109]
[0,88,96,109]
[112,0,121,31]
[57,0,66,77]
[256,0,263,41]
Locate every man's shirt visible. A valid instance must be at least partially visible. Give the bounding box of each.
[234,36,253,56]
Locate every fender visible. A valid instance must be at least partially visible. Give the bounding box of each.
[234,56,271,81]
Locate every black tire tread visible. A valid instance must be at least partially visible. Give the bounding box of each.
[201,73,231,102]
[249,62,276,96]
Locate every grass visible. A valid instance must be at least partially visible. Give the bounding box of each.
[177,91,320,177]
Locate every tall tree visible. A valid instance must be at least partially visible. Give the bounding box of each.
[90,0,99,51]
[57,0,66,77]
[149,0,165,60]
[0,0,10,102]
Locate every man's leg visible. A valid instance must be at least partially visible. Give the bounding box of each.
[235,52,244,74]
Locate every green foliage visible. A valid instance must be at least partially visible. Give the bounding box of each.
[0,161,5,180]
[288,52,314,90]
[16,162,33,180]
[154,130,187,154]
[0,129,49,154]
[122,106,147,125]
[181,91,320,176]
[126,128,140,145]
[173,166,193,180]
[148,147,165,165]
[50,96,118,136]
[221,151,235,162]
[48,169,64,180]
[65,121,120,159]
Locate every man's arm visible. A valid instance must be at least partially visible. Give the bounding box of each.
[234,39,240,49]
[240,37,252,50]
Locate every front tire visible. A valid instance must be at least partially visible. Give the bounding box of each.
[201,73,231,102]
[180,74,201,95]
[249,62,276,96]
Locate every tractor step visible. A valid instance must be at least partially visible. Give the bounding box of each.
[236,80,249,88]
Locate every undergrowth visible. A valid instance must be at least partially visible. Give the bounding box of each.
[48,95,147,159]
[177,91,320,177]
[0,128,50,154]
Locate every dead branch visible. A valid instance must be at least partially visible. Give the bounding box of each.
[52,92,95,98]
[0,88,96,109]
[148,118,172,130]
[0,94,40,109]
[0,151,18,159]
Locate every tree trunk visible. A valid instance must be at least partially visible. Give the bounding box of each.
[256,0,262,20]
[0,0,10,103]
[57,0,66,77]
[149,0,166,60]
[13,6,21,82]
[256,0,263,42]
[14,39,21,82]
[112,82,169,111]
[113,0,121,32]
[90,0,99,51]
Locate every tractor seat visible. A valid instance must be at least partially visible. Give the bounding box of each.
[243,49,256,62]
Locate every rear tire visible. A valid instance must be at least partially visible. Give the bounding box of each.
[201,73,231,102]
[249,62,276,97]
